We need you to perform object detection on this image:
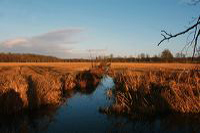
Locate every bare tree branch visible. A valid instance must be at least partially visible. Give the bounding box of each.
[192,28,200,57]
[158,16,200,59]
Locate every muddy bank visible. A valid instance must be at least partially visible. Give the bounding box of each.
[0,66,105,114]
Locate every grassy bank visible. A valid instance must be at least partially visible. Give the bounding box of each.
[0,66,104,114]
[102,67,200,116]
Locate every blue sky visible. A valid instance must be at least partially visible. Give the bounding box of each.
[0,0,199,58]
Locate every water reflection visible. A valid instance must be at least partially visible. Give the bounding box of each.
[0,106,58,133]
[0,76,200,133]
[46,76,115,132]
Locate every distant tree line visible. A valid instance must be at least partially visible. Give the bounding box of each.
[0,53,63,62]
[0,53,92,62]
[0,49,199,63]
[96,49,200,63]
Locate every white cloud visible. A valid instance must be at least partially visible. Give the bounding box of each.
[2,38,28,48]
[0,28,85,58]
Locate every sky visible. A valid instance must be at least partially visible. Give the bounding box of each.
[0,0,199,58]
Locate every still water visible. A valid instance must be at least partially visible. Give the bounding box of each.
[0,76,200,133]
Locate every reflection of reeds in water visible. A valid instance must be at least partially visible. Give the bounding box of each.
[0,104,59,133]
[106,68,200,115]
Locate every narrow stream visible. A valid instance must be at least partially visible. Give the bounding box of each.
[0,76,200,132]
[46,75,116,132]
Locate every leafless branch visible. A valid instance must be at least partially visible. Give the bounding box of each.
[192,28,200,57]
[158,16,200,59]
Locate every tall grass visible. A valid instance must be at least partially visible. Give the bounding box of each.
[0,67,29,114]
[0,66,77,114]
[105,68,200,116]
[0,65,106,114]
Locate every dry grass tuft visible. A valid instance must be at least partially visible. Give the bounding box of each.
[26,72,62,109]
[61,73,76,91]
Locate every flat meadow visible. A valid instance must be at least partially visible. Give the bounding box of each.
[0,62,198,72]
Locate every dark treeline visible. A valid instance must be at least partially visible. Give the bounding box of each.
[0,49,199,63]
[0,53,63,62]
[0,53,92,62]
[106,56,200,63]
[99,49,200,63]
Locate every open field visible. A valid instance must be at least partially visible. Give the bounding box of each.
[110,63,200,71]
[0,62,92,72]
[0,62,199,72]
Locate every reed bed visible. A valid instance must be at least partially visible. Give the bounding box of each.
[105,67,200,116]
[0,68,29,114]
[0,67,77,114]
[0,66,104,114]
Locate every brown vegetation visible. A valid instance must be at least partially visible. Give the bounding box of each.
[75,62,111,93]
[0,64,107,114]
[0,62,199,116]
[0,66,76,114]
[75,70,100,93]
[0,67,29,114]
[0,62,197,72]
[111,63,199,71]
[102,67,200,116]
[25,67,63,109]
[0,62,92,72]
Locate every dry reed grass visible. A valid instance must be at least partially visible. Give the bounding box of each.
[0,62,198,72]
[75,69,102,93]
[0,62,198,115]
[105,67,200,116]
[25,69,62,109]
[0,62,92,72]
[0,65,106,114]
[111,63,199,72]
[75,61,112,93]
[0,66,77,114]
[0,67,29,114]
[61,73,76,91]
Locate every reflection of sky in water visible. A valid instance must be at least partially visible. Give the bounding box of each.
[47,76,117,132]
[0,76,200,132]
